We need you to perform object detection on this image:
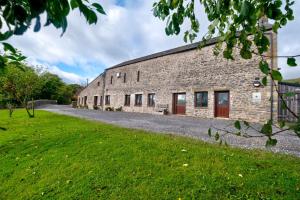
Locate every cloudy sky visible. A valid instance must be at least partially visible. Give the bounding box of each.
[8,0,300,84]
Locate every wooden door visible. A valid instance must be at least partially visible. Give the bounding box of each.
[215,91,230,118]
[173,93,186,115]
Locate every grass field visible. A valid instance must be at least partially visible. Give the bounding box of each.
[0,110,300,199]
[285,78,300,84]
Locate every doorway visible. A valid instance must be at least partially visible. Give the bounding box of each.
[94,96,98,106]
[173,93,186,115]
[215,91,230,118]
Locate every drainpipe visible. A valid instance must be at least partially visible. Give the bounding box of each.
[265,31,275,122]
[101,71,106,111]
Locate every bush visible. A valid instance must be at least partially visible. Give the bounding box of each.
[115,106,122,112]
[105,107,114,111]
[93,105,99,110]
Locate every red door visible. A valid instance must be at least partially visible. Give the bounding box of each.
[215,91,230,118]
[173,93,186,115]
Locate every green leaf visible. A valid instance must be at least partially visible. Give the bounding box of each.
[14,24,28,35]
[183,31,188,43]
[259,60,270,75]
[92,3,106,15]
[88,10,97,24]
[272,22,280,33]
[283,92,295,97]
[266,138,277,147]
[278,121,285,128]
[223,49,234,60]
[70,0,79,9]
[271,70,282,81]
[240,48,252,59]
[234,121,241,130]
[0,31,13,41]
[262,76,268,86]
[34,16,41,32]
[240,1,251,18]
[261,121,272,136]
[2,43,16,53]
[287,57,297,67]
[62,0,71,15]
[0,55,5,68]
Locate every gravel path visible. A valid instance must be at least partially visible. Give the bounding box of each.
[41,105,300,157]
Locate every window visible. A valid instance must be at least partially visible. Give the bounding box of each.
[195,92,208,107]
[148,93,155,107]
[124,73,127,83]
[94,96,98,106]
[135,94,142,106]
[97,81,100,86]
[100,96,103,106]
[137,71,140,82]
[110,76,113,84]
[84,96,87,106]
[124,95,130,106]
[105,95,110,105]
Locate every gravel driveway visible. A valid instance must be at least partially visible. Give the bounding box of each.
[41,105,300,157]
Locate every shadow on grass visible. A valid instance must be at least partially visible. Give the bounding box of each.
[0,127,7,131]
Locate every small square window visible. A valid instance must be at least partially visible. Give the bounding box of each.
[97,82,100,86]
[195,92,208,107]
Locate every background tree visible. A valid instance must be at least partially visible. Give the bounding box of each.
[0,64,41,117]
[39,72,64,100]
[153,0,299,146]
[0,64,84,117]
[55,85,74,105]
[0,0,106,129]
[68,84,84,102]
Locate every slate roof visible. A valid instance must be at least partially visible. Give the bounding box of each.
[106,24,273,70]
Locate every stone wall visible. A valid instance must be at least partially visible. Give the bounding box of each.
[78,73,105,109]
[79,31,278,123]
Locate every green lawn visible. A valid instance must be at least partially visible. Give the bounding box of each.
[0,110,300,199]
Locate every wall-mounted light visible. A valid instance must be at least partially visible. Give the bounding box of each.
[253,77,261,87]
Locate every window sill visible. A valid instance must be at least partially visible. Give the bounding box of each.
[195,107,208,109]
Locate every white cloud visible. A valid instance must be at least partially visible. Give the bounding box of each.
[48,66,85,84]
[7,0,300,82]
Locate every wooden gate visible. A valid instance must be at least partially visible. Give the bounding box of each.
[278,82,300,122]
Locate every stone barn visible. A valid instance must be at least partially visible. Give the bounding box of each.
[78,26,278,123]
